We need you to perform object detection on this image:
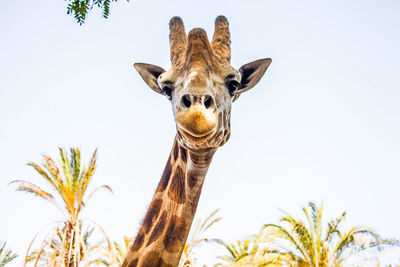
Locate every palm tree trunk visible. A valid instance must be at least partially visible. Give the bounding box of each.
[63,220,79,267]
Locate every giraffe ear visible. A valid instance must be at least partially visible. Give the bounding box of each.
[235,58,272,100]
[134,63,166,94]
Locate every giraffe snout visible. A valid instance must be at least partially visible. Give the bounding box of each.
[176,96,217,142]
[180,94,215,110]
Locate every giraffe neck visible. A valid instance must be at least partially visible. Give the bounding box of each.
[123,136,216,267]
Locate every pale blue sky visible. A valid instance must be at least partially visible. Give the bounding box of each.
[1,0,400,265]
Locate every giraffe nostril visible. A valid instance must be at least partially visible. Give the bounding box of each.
[182,94,192,108]
[204,95,213,109]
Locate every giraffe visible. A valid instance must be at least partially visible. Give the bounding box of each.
[122,16,271,266]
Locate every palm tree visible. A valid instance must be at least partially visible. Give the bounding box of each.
[179,209,222,267]
[218,202,399,266]
[215,239,261,266]
[10,148,114,267]
[0,241,17,266]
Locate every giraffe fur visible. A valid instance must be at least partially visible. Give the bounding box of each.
[123,15,271,266]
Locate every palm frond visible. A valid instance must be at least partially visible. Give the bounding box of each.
[90,219,116,253]
[41,155,64,189]
[303,201,323,265]
[58,147,73,187]
[334,227,377,256]
[79,148,98,198]
[9,180,60,211]
[85,185,113,206]
[27,161,61,191]
[0,241,17,266]
[70,147,82,187]
[219,240,254,262]
[113,236,133,265]
[201,209,221,232]
[180,210,222,267]
[280,211,313,255]
[260,248,302,263]
[262,223,311,264]
[325,211,346,243]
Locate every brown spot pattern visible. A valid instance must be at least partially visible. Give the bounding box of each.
[140,251,172,267]
[126,258,138,267]
[130,229,144,252]
[167,166,186,204]
[156,159,172,193]
[163,215,187,253]
[146,211,167,247]
[173,141,179,160]
[142,199,162,234]
[187,170,198,189]
[191,187,202,216]
[179,145,187,162]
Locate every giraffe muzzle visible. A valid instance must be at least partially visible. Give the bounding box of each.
[176,103,217,142]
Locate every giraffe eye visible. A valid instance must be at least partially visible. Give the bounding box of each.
[161,85,173,100]
[226,80,240,96]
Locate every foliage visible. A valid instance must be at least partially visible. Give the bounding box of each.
[215,239,262,266]
[25,224,116,266]
[10,147,114,266]
[179,209,222,267]
[90,235,133,266]
[65,0,128,25]
[217,202,399,266]
[111,236,133,266]
[0,242,17,267]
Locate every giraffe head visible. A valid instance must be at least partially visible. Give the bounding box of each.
[134,16,271,150]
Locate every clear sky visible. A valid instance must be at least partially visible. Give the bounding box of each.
[1,0,400,265]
